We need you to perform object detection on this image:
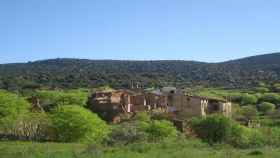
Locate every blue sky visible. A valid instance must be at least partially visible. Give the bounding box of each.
[0,0,280,63]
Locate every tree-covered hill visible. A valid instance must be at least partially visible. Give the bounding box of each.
[0,53,280,90]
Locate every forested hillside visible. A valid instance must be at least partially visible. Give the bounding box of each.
[0,53,280,90]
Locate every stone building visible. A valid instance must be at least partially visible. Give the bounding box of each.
[87,89,168,122]
[88,87,232,123]
[165,91,232,119]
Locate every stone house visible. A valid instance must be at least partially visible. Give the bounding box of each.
[88,87,232,123]
[87,89,168,122]
[166,92,232,119]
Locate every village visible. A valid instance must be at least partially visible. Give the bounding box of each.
[87,82,232,130]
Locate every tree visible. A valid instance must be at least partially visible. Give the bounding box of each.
[260,93,280,105]
[273,83,280,92]
[239,106,258,121]
[255,87,270,93]
[142,120,178,142]
[258,102,275,115]
[191,115,232,144]
[190,115,261,147]
[7,113,54,141]
[240,94,258,105]
[51,105,111,143]
[0,90,30,122]
[134,112,151,122]
[35,90,89,111]
[109,121,148,145]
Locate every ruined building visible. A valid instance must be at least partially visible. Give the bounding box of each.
[87,89,167,122]
[87,87,232,123]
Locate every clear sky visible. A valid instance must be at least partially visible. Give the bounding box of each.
[0,0,280,63]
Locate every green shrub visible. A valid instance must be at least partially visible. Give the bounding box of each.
[143,120,178,142]
[248,150,263,156]
[6,113,55,141]
[35,90,89,111]
[51,105,111,143]
[258,102,276,115]
[134,112,151,122]
[0,90,30,129]
[151,110,171,121]
[273,83,280,92]
[240,94,258,105]
[109,121,148,145]
[230,93,243,103]
[191,115,265,148]
[255,87,270,93]
[239,106,258,121]
[260,127,280,147]
[247,129,265,147]
[260,93,280,105]
[191,115,233,144]
[226,122,251,148]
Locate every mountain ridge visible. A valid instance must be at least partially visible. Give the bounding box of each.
[0,53,280,90]
[2,52,279,65]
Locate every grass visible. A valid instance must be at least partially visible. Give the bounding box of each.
[1,140,280,158]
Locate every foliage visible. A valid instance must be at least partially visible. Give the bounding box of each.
[191,115,265,148]
[51,105,111,143]
[255,87,269,93]
[239,106,258,121]
[1,53,280,90]
[191,115,233,144]
[35,90,89,111]
[260,127,280,147]
[259,93,280,105]
[258,102,276,115]
[142,120,178,142]
[109,114,177,145]
[134,112,151,122]
[108,121,148,145]
[1,113,55,141]
[0,90,30,125]
[273,83,280,92]
[240,94,258,105]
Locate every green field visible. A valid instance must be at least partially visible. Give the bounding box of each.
[1,140,280,158]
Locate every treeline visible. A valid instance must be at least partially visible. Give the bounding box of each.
[0,53,280,90]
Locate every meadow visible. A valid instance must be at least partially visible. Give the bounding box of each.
[1,140,280,158]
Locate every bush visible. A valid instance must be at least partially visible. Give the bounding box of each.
[108,115,178,145]
[226,122,251,148]
[151,110,171,121]
[0,90,30,127]
[143,120,178,142]
[260,93,280,105]
[191,115,232,144]
[255,87,270,93]
[134,112,151,122]
[3,113,55,141]
[273,83,280,92]
[240,94,258,105]
[109,121,148,145]
[230,93,242,103]
[258,102,276,115]
[260,127,280,147]
[239,106,258,121]
[35,90,89,111]
[190,115,265,147]
[248,150,263,156]
[51,105,111,143]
